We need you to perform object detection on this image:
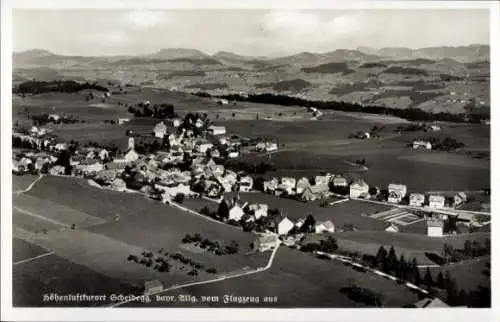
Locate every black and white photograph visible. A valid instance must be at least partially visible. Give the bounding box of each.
[1,1,497,321]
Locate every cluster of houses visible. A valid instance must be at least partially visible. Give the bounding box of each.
[262,174,347,201]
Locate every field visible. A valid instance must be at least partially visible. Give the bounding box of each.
[223,192,391,231]
[13,175,270,307]
[128,247,421,307]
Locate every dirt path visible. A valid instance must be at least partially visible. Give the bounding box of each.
[14,174,44,194]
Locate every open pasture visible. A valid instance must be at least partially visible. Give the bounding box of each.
[13,238,51,263]
[13,247,141,307]
[132,247,420,307]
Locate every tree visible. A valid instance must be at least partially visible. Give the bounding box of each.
[464,240,472,257]
[385,246,398,274]
[217,200,230,219]
[375,246,387,270]
[174,193,185,204]
[424,267,434,289]
[300,214,316,233]
[368,186,378,196]
[411,258,421,285]
[436,271,445,288]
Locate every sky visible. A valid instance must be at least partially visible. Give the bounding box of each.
[13,9,490,57]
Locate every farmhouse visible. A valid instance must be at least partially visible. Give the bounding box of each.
[426,220,444,237]
[144,280,164,295]
[263,178,279,192]
[428,195,445,209]
[388,184,407,204]
[412,140,432,150]
[295,177,311,194]
[453,192,468,207]
[98,149,109,161]
[228,201,247,221]
[123,148,140,163]
[118,118,130,125]
[301,185,329,202]
[153,121,168,139]
[276,217,294,235]
[49,165,65,175]
[48,114,60,122]
[279,177,296,194]
[385,223,400,233]
[54,143,68,151]
[295,218,305,228]
[208,125,226,136]
[315,175,331,188]
[265,142,278,152]
[239,176,254,192]
[429,125,441,132]
[34,157,49,171]
[110,178,127,192]
[314,220,335,233]
[409,193,425,207]
[228,150,240,158]
[253,234,279,252]
[349,180,369,198]
[332,176,349,187]
[248,204,268,219]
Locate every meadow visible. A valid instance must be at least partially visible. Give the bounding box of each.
[129,247,421,307]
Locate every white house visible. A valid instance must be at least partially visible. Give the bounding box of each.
[349,180,369,198]
[248,204,268,219]
[409,193,425,207]
[412,140,432,150]
[332,176,349,187]
[280,177,297,193]
[429,125,441,132]
[118,118,130,125]
[208,125,226,136]
[314,175,331,188]
[49,165,65,175]
[426,220,444,237]
[54,143,68,151]
[48,114,61,122]
[388,184,407,204]
[197,143,214,154]
[124,149,139,163]
[428,195,445,209]
[263,178,279,192]
[314,220,335,233]
[265,142,278,152]
[153,121,168,139]
[239,176,254,192]
[295,177,311,195]
[228,151,240,158]
[228,202,247,221]
[195,119,204,128]
[98,149,109,161]
[276,217,294,235]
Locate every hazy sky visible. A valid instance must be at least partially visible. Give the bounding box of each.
[13,9,490,56]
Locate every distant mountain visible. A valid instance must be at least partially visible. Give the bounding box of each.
[212,51,265,62]
[357,45,489,63]
[147,48,210,60]
[267,52,328,66]
[322,49,381,62]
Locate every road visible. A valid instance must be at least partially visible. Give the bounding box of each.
[14,174,44,194]
[110,242,281,307]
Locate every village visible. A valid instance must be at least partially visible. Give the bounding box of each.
[12,105,489,256]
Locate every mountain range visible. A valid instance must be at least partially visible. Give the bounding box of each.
[13,44,489,69]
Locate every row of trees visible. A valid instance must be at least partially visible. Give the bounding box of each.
[181,233,240,255]
[193,92,489,124]
[442,239,490,264]
[127,102,176,119]
[13,80,109,95]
